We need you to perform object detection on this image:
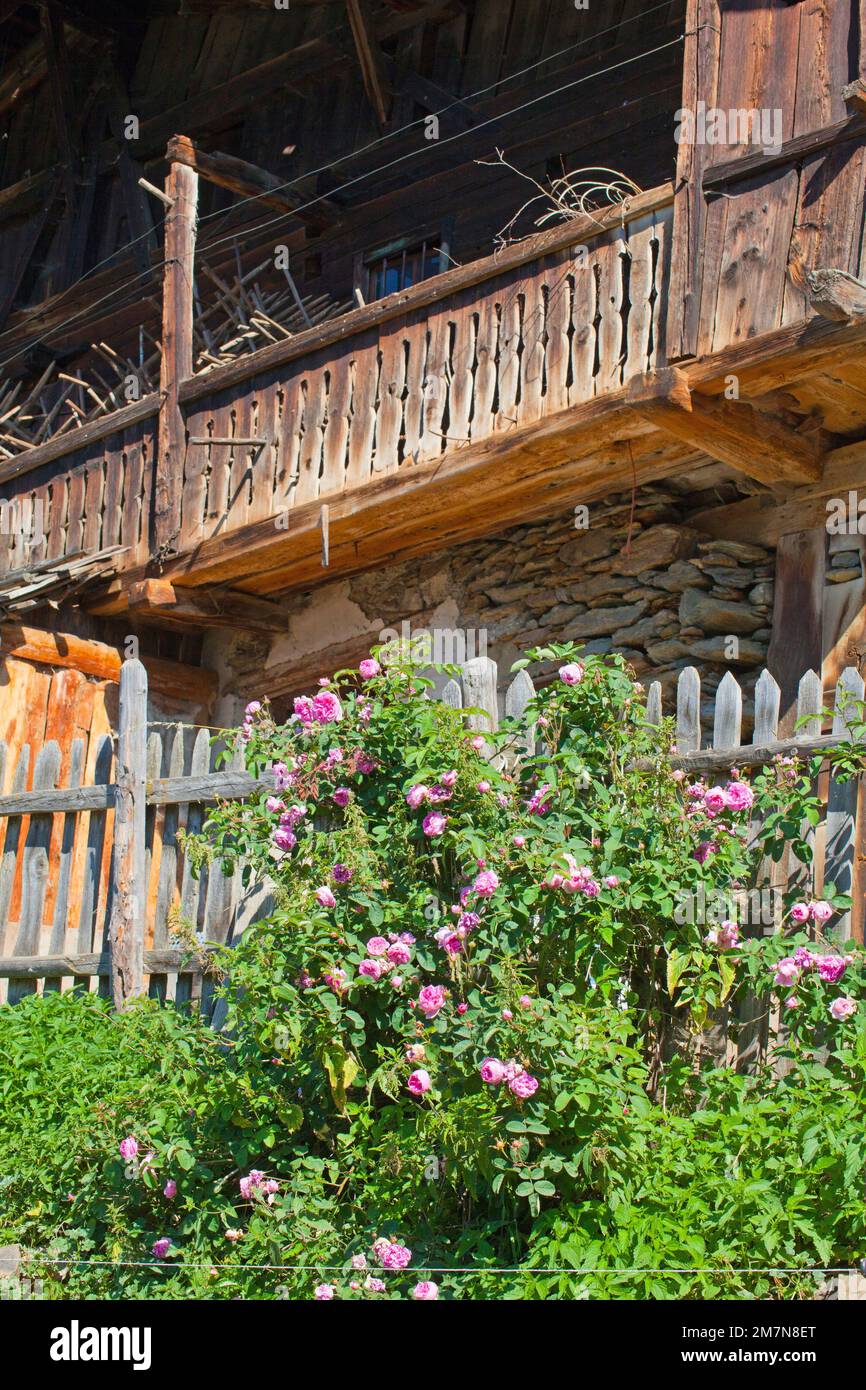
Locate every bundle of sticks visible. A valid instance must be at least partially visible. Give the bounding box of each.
[0,257,351,459]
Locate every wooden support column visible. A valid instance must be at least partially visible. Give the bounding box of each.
[155,155,198,559]
[766,529,826,736]
[109,658,148,1009]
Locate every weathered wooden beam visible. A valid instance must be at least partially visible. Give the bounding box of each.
[155,158,198,558]
[767,530,826,737]
[128,578,287,634]
[798,268,866,323]
[629,730,849,775]
[689,439,866,546]
[0,622,218,707]
[109,658,148,1008]
[166,135,341,227]
[626,367,824,486]
[703,112,866,191]
[0,784,114,817]
[346,0,392,129]
[0,948,207,979]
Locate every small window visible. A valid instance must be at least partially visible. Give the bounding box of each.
[360,236,442,302]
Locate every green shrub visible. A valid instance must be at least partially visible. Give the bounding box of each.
[2,644,865,1301]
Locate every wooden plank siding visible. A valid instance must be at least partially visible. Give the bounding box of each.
[670,0,866,360]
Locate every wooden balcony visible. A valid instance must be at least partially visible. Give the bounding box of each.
[6,150,866,627]
[0,183,677,612]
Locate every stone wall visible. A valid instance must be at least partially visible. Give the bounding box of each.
[207,485,775,733]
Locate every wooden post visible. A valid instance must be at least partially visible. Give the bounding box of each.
[109,658,148,1009]
[155,153,197,558]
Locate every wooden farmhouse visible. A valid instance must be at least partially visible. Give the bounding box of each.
[3,0,866,994]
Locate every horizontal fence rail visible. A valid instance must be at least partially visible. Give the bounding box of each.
[0,655,862,1014]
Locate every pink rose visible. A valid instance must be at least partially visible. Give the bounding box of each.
[407,1069,431,1095]
[423,811,447,837]
[829,996,857,1021]
[152,1238,172,1259]
[272,761,292,790]
[603,874,619,888]
[476,780,491,793]
[473,869,499,897]
[816,954,849,984]
[351,1254,367,1271]
[373,1238,412,1270]
[703,786,727,815]
[266,796,285,813]
[365,1276,386,1292]
[311,690,343,724]
[508,1070,539,1100]
[406,784,429,809]
[359,658,380,679]
[323,968,347,994]
[774,958,800,988]
[245,700,262,716]
[559,662,584,686]
[785,995,801,1010]
[332,787,351,808]
[519,995,532,1009]
[440,770,458,788]
[359,958,386,981]
[810,900,833,923]
[417,984,447,1017]
[163,1179,177,1199]
[706,920,739,950]
[315,886,336,908]
[513,835,526,848]
[119,1136,138,1162]
[479,1057,506,1085]
[789,902,811,924]
[724,781,754,811]
[388,941,412,965]
[273,826,296,852]
[412,1281,440,1301]
[366,936,389,957]
[293,695,315,725]
[314,1283,335,1300]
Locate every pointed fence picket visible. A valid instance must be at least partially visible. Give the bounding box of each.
[644,663,866,941]
[0,656,863,1016]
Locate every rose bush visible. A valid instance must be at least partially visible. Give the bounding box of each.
[2,643,866,1300]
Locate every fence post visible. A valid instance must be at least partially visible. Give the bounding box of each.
[109,658,148,1009]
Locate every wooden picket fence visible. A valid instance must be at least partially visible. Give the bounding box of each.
[0,654,862,1013]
